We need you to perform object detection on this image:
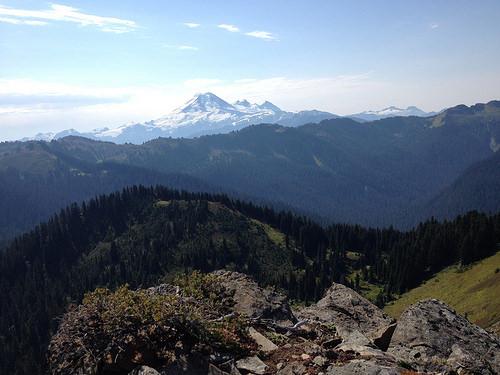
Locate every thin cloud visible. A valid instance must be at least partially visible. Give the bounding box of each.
[430,23,439,29]
[0,79,128,115]
[163,44,199,51]
[178,45,198,50]
[0,3,137,33]
[245,30,277,41]
[0,16,48,25]
[183,22,200,28]
[218,24,239,32]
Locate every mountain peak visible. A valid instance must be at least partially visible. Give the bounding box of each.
[350,105,434,121]
[176,92,235,113]
[25,93,336,142]
[259,100,281,112]
[382,106,403,111]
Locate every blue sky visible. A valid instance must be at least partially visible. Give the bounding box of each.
[1,0,500,139]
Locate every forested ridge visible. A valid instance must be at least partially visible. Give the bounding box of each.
[0,141,215,246]
[0,185,499,374]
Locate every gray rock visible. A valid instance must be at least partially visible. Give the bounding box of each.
[388,299,500,374]
[213,270,295,322]
[447,344,490,374]
[339,329,372,346]
[128,366,161,375]
[248,327,278,352]
[296,282,395,345]
[326,360,402,374]
[335,331,397,362]
[235,356,268,374]
[276,361,307,374]
[313,355,328,367]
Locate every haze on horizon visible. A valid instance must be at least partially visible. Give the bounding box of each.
[1,0,500,140]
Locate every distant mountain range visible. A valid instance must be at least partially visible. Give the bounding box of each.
[22,92,437,144]
[4,100,499,245]
[349,106,437,122]
[24,93,337,144]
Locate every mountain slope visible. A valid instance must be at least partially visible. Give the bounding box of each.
[384,251,500,333]
[424,151,500,220]
[0,186,345,374]
[26,93,337,143]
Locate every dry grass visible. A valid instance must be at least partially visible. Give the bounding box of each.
[385,251,500,331]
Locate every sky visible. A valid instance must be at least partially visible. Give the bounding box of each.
[1,0,500,140]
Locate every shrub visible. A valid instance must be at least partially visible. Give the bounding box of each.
[48,273,254,375]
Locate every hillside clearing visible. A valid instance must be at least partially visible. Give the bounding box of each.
[384,251,500,333]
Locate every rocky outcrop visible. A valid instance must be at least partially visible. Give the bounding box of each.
[388,299,500,374]
[50,271,500,375]
[296,282,395,348]
[213,270,295,322]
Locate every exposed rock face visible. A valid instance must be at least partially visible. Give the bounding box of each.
[296,282,395,346]
[51,272,500,375]
[213,270,295,322]
[388,299,500,374]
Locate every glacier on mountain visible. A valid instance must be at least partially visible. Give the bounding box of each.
[25,92,337,144]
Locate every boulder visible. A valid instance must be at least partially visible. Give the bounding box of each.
[248,327,278,352]
[388,299,500,374]
[296,282,395,345]
[335,331,397,362]
[213,270,295,322]
[235,356,268,374]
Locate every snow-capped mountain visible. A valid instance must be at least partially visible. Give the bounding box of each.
[349,106,436,122]
[20,132,56,142]
[23,92,337,144]
[20,95,440,144]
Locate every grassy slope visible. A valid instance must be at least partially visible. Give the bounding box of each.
[384,251,500,332]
